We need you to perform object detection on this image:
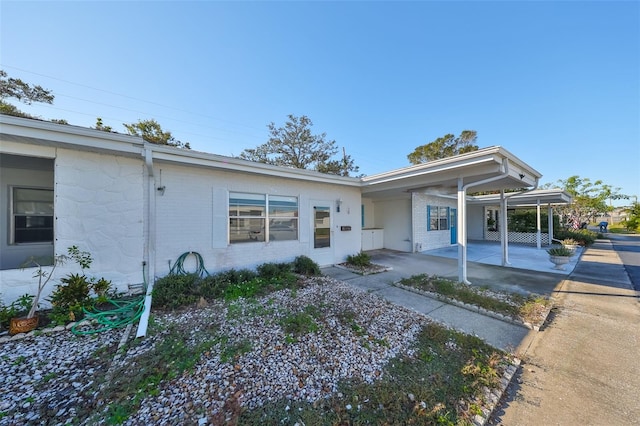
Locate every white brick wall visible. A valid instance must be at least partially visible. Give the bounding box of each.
[153,163,362,276]
[412,193,457,251]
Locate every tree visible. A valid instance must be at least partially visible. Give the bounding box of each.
[239,114,360,176]
[0,69,54,118]
[94,117,113,132]
[623,201,640,231]
[123,119,190,149]
[407,130,479,164]
[541,175,628,226]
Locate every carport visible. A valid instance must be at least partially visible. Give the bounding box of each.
[360,146,544,284]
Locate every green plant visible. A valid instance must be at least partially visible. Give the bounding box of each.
[346,251,372,268]
[256,262,292,279]
[20,254,68,319]
[547,246,573,257]
[1,294,35,328]
[280,310,319,337]
[561,238,579,246]
[292,255,321,276]
[152,273,200,309]
[91,277,112,301]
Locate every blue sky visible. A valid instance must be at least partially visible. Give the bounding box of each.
[1,1,638,205]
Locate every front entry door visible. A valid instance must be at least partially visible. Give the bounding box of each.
[450,208,457,244]
[311,201,333,266]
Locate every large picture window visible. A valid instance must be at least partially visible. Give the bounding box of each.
[427,205,449,231]
[12,187,54,244]
[229,192,298,244]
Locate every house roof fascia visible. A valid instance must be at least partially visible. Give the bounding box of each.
[361,146,542,187]
[0,115,144,156]
[148,144,362,187]
[0,116,361,187]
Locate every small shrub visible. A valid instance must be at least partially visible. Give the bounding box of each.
[152,273,201,309]
[555,229,596,246]
[345,251,371,268]
[257,262,292,280]
[292,255,321,276]
[48,273,92,321]
[280,311,319,337]
[547,246,573,257]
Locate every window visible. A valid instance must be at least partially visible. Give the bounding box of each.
[12,187,54,244]
[427,205,449,231]
[229,192,298,243]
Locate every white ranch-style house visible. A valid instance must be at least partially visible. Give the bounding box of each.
[0,115,570,309]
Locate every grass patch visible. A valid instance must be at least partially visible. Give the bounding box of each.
[87,321,220,424]
[399,274,551,325]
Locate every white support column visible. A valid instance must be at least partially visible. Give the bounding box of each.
[457,177,469,284]
[536,199,542,249]
[500,190,510,266]
[548,205,554,245]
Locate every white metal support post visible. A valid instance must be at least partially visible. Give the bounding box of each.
[536,199,542,249]
[500,190,510,266]
[457,178,468,283]
[547,205,554,246]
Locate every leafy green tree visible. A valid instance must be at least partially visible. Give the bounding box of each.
[624,201,640,231]
[94,117,113,132]
[239,114,360,176]
[0,69,54,118]
[123,119,190,149]
[541,175,628,225]
[407,130,479,164]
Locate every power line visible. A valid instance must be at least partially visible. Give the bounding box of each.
[0,64,265,132]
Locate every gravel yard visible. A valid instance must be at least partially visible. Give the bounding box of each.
[1,276,508,425]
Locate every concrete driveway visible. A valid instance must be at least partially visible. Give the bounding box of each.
[368,244,567,297]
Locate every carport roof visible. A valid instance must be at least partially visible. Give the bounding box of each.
[468,189,573,206]
[360,146,542,199]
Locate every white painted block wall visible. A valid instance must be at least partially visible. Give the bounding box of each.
[412,193,457,251]
[0,148,145,306]
[152,163,362,277]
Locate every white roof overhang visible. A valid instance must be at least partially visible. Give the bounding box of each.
[360,146,542,199]
[468,189,573,207]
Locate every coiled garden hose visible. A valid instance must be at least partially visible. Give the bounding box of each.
[72,251,208,335]
[169,251,209,277]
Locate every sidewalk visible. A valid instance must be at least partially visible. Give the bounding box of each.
[493,239,640,425]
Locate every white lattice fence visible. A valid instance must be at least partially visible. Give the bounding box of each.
[485,231,549,245]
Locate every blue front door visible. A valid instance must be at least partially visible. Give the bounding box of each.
[450,208,457,244]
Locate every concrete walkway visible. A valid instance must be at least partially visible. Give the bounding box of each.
[492,239,640,425]
[323,247,566,351]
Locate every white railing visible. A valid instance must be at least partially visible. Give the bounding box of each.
[485,231,549,245]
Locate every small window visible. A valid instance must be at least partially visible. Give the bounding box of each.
[427,205,449,231]
[12,187,54,244]
[229,193,266,243]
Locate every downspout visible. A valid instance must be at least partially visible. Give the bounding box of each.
[458,158,510,284]
[136,146,156,338]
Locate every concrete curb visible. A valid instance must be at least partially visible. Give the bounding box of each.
[474,358,521,426]
[394,282,554,331]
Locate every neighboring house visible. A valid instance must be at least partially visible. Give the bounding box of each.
[0,115,567,305]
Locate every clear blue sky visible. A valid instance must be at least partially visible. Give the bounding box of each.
[1,1,638,205]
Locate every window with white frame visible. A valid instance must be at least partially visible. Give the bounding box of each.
[229,192,298,243]
[12,187,54,244]
[427,205,449,231]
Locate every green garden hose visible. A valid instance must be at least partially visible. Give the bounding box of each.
[71,251,208,335]
[71,264,148,335]
[169,251,209,277]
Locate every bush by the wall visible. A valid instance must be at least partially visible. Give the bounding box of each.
[292,255,321,276]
